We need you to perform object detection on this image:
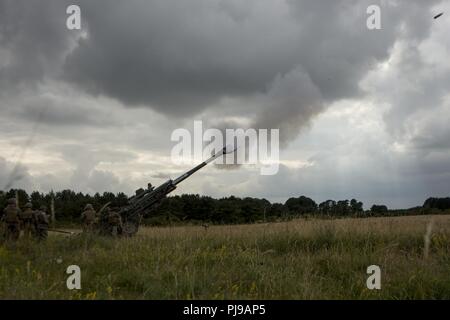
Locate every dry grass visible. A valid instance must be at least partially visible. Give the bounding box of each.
[1,215,449,299]
[139,214,450,238]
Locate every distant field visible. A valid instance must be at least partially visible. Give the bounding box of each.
[1,215,449,299]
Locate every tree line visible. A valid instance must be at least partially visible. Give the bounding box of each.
[0,189,448,226]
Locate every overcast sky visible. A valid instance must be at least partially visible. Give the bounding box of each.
[0,0,449,208]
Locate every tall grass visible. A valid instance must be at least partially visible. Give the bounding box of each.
[0,215,449,299]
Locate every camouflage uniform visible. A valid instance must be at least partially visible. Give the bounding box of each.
[81,204,97,232]
[2,198,21,241]
[19,202,35,239]
[107,207,123,237]
[33,206,49,241]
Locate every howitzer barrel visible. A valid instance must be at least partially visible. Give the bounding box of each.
[127,147,229,213]
[172,146,229,185]
[118,145,236,236]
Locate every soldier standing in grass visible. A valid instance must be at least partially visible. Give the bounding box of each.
[2,198,21,241]
[33,205,49,241]
[19,202,35,239]
[106,207,123,237]
[81,204,97,233]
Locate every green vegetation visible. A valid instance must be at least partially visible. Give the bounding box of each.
[1,189,450,226]
[1,215,449,299]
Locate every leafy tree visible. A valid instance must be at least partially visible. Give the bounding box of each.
[350,199,364,215]
[285,196,317,215]
[6,189,29,206]
[30,191,44,208]
[423,197,450,210]
[267,203,284,220]
[370,204,388,215]
[115,192,129,207]
[319,200,336,215]
[0,188,445,226]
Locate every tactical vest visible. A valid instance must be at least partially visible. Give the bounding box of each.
[4,206,20,224]
[83,210,96,224]
[20,209,34,222]
[108,213,121,225]
[36,211,49,225]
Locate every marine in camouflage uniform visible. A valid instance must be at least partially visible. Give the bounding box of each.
[19,202,35,239]
[2,198,21,241]
[106,207,123,237]
[81,204,97,233]
[33,205,49,241]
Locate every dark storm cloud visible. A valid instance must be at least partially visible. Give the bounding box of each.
[63,0,300,115]
[0,0,441,140]
[252,66,323,146]
[0,0,77,93]
[15,95,119,127]
[60,0,440,144]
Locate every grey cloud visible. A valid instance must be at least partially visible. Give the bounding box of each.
[380,44,450,140]
[42,144,138,193]
[209,66,324,146]
[63,0,300,115]
[0,156,33,190]
[16,97,116,127]
[56,144,138,166]
[412,129,450,151]
[33,173,69,192]
[151,172,171,180]
[1,0,442,145]
[0,155,130,195]
[361,3,450,153]
[62,0,440,145]
[242,156,446,209]
[0,0,78,93]
[86,169,122,193]
[252,66,323,145]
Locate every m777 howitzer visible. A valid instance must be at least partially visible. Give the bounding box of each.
[99,146,236,237]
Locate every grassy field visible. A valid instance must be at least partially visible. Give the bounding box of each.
[1,214,449,299]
